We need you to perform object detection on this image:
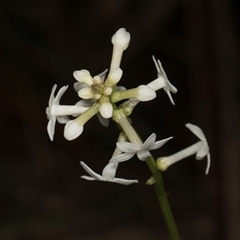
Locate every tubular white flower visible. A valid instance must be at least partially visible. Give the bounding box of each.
[80,161,138,185]
[136,85,157,101]
[64,103,100,141]
[148,56,178,105]
[111,85,156,103]
[105,68,123,87]
[73,69,94,86]
[110,28,130,71]
[110,133,173,163]
[157,123,210,175]
[99,102,113,119]
[64,120,84,141]
[78,87,94,99]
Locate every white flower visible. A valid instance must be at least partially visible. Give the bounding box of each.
[46,84,88,141]
[110,28,130,72]
[157,123,210,174]
[110,133,173,163]
[80,161,138,185]
[111,85,156,103]
[64,103,100,141]
[147,56,177,105]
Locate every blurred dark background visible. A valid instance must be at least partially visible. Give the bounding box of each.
[0,1,240,239]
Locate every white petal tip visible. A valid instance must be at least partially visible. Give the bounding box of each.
[64,120,83,141]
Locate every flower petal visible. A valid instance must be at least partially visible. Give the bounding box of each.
[116,142,140,153]
[142,133,156,150]
[80,161,103,181]
[150,136,173,150]
[186,123,206,142]
[47,117,56,141]
[48,84,57,106]
[99,102,113,119]
[74,82,88,92]
[111,28,130,50]
[64,119,83,141]
[102,163,118,181]
[73,70,93,86]
[105,68,123,86]
[136,85,156,101]
[81,176,98,181]
[78,88,94,99]
[110,153,135,163]
[205,153,211,175]
[54,85,68,105]
[113,178,138,185]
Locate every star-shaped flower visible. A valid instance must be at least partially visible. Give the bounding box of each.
[46,84,88,141]
[46,85,69,141]
[110,133,173,163]
[80,161,138,185]
[148,56,177,105]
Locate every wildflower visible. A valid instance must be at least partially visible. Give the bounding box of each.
[110,133,173,163]
[64,103,100,141]
[157,123,210,174]
[147,56,177,105]
[46,84,88,141]
[80,161,138,185]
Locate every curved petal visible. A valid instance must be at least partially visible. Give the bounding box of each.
[55,85,68,105]
[73,70,93,86]
[142,133,156,150]
[150,136,173,150]
[113,178,138,185]
[48,84,57,106]
[81,176,98,181]
[109,153,135,163]
[205,153,211,175]
[116,142,140,153]
[102,163,118,181]
[47,117,56,141]
[137,85,156,101]
[105,68,123,86]
[78,87,94,99]
[164,89,176,105]
[99,102,113,119]
[64,119,83,141]
[137,150,151,161]
[186,123,206,142]
[74,82,88,92]
[80,161,103,181]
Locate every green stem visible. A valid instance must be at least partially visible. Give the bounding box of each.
[115,109,180,239]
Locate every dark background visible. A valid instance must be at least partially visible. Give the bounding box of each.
[0,1,240,239]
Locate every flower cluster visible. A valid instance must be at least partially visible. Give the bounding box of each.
[46,28,211,185]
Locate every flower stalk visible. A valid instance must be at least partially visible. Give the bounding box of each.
[114,109,180,239]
